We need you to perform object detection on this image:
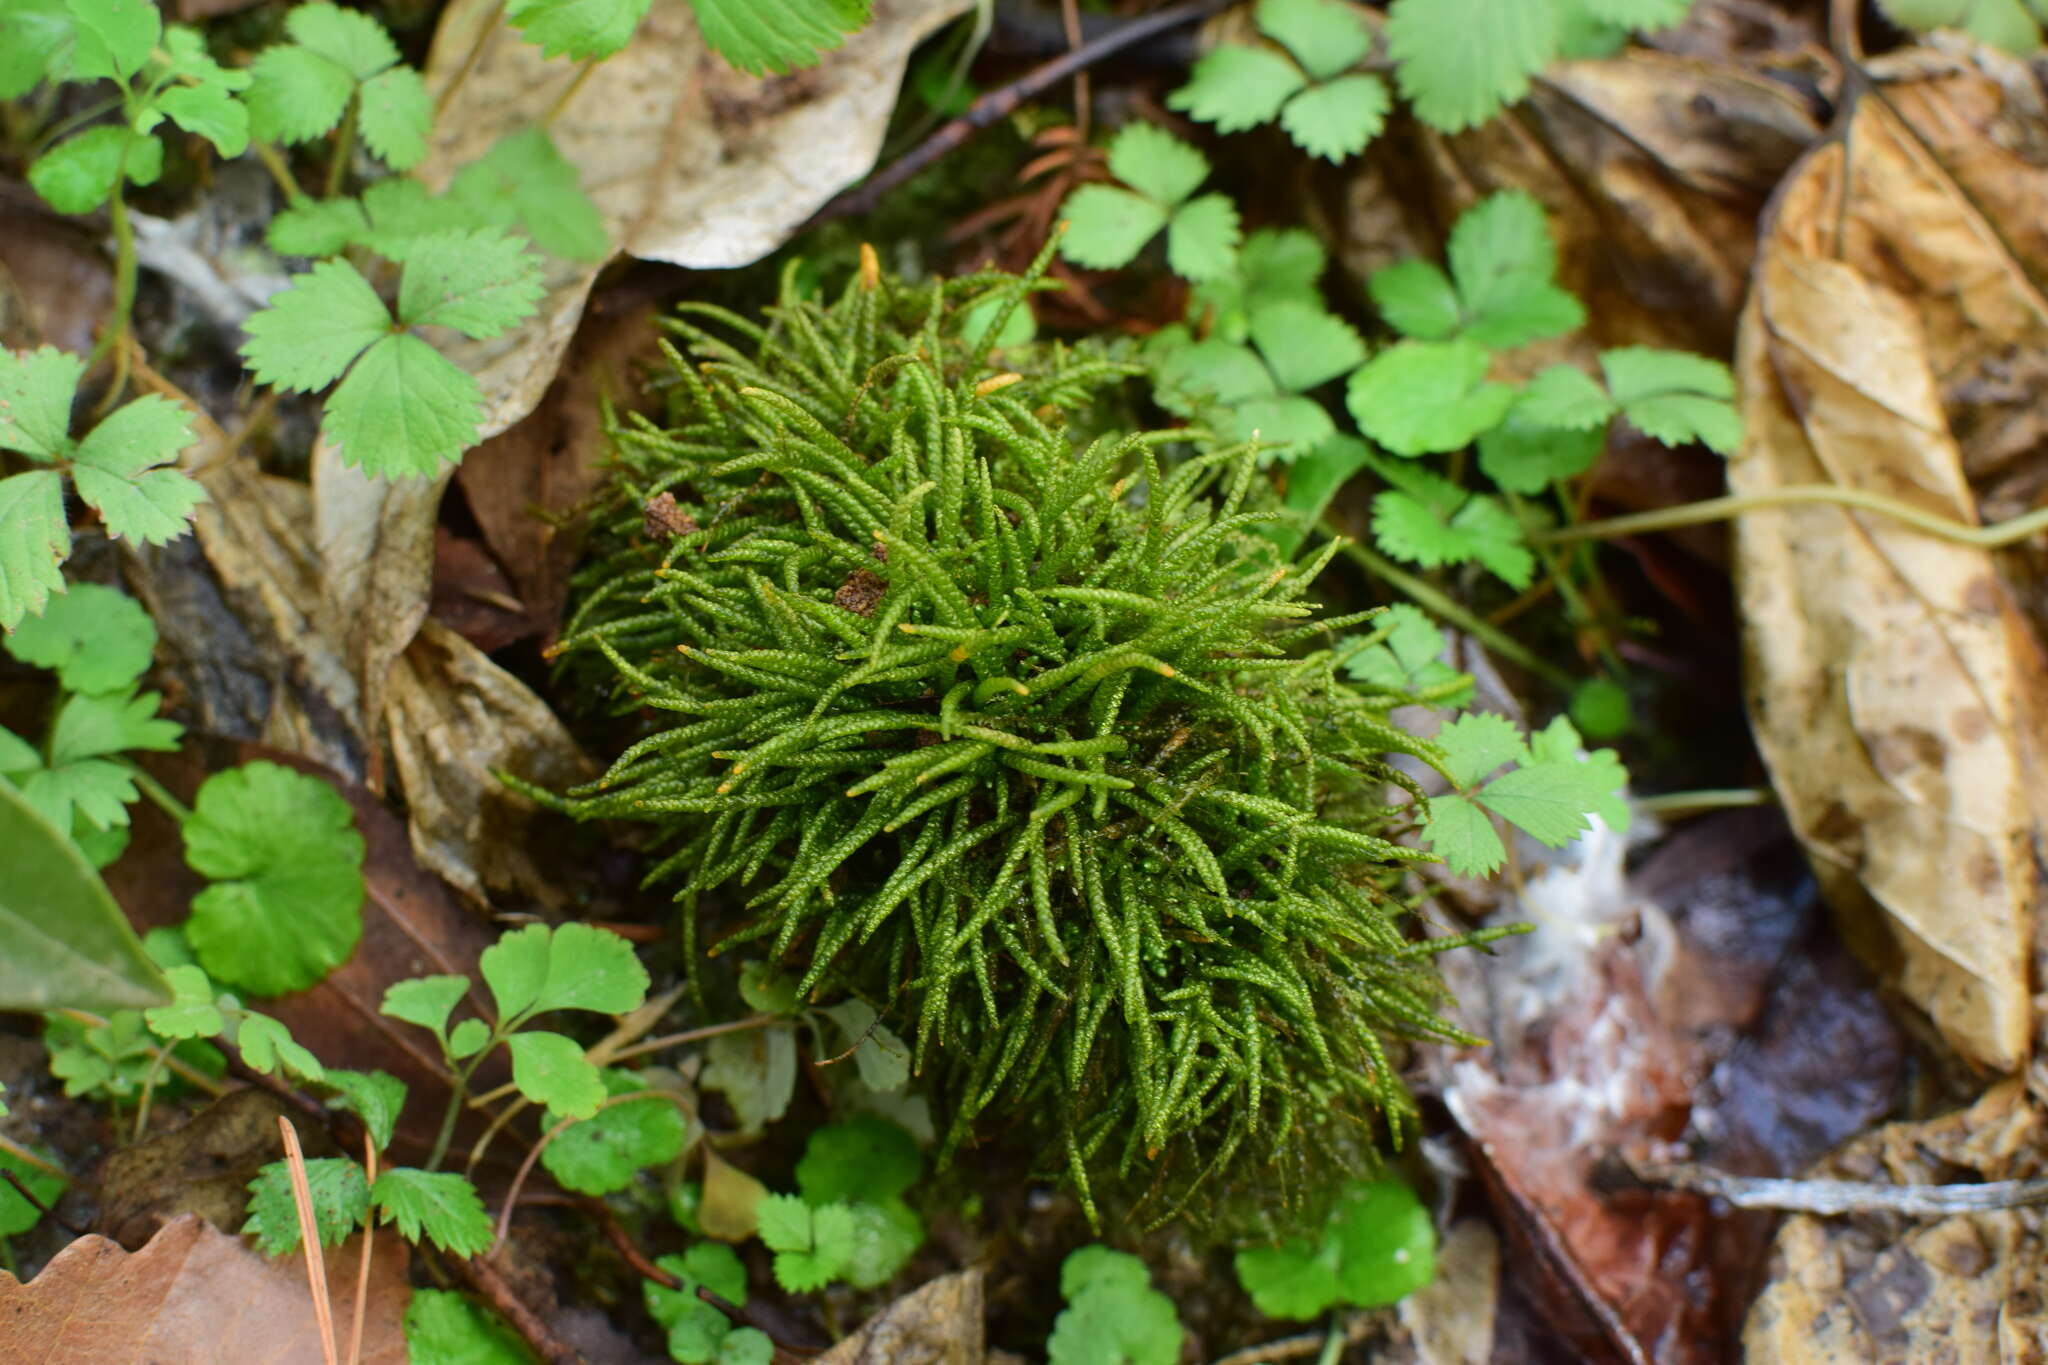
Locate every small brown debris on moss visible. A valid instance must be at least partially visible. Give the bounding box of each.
[643,492,697,541]
[835,568,888,616]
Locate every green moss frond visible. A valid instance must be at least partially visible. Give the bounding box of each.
[538,252,1495,1232]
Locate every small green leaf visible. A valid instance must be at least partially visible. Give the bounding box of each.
[1419,792,1504,877]
[647,1244,747,1360]
[243,44,355,144]
[1434,712,1526,787]
[267,197,370,258]
[1049,1247,1183,1365]
[760,1195,856,1292]
[795,1116,921,1206]
[358,65,433,170]
[505,1029,605,1118]
[322,333,484,477]
[1347,338,1514,455]
[1370,482,1533,587]
[236,1012,325,1080]
[239,260,394,394]
[404,1289,535,1365]
[244,1157,369,1256]
[1387,0,1558,133]
[1258,0,1373,81]
[142,964,223,1039]
[13,758,136,833]
[1514,364,1615,430]
[0,1,74,99]
[683,0,866,75]
[66,0,160,81]
[396,230,546,338]
[1327,1177,1437,1307]
[1580,0,1695,25]
[183,760,367,997]
[324,1069,408,1152]
[0,1144,65,1237]
[737,960,801,1016]
[289,2,400,79]
[1059,185,1169,271]
[1477,762,1605,846]
[381,975,472,1038]
[371,1167,494,1256]
[1276,433,1375,553]
[1234,1239,1338,1320]
[1249,300,1366,393]
[1569,678,1631,740]
[0,779,170,1011]
[1167,45,1306,133]
[1600,346,1742,453]
[29,125,145,214]
[449,1017,491,1058]
[1476,413,1604,494]
[446,126,610,264]
[1165,193,1240,282]
[0,345,84,459]
[1369,259,1459,341]
[1280,74,1389,161]
[70,394,204,546]
[541,1075,688,1195]
[508,0,657,61]
[1447,192,1585,347]
[840,1196,922,1290]
[2,583,155,694]
[1151,338,1278,417]
[479,922,649,1021]
[1106,122,1209,206]
[0,472,71,631]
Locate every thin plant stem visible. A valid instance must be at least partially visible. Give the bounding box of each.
[1327,528,1576,689]
[252,139,305,200]
[346,1132,376,1365]
[54,1009,227,1096]
[543,56,599,124]
[1315,1320,1345,1365]
[132,1045,170,1141]
[1533,484,2048,550]
[1634,787,1775,816]
[597,1013,778,1066]
[126,762,193,824]
[0,1132,67,1181]
[426,1052,485,1172]
[91,176,138,379]
[435,0,509,119]
[488,1092,680,1253]
[324,95,358,200]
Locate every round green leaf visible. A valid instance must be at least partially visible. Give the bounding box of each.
[796,1116,921,1206]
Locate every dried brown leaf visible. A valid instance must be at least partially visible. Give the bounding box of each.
[816,1268,985,1365]
[0,1214,408,1365]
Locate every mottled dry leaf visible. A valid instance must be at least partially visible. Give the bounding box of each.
[1744,1082,2048,1363]
[1731,49,2048,1073]
[817,1268,985,1365]
[417,0,973,440]
[1396,1221,1499,1365]
[0,1214,408,1365]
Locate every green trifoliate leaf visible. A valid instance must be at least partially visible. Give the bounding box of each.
[1347,338,1514,455]
[66,0,160,82]
[480,922,651,1020]
[505,1029,605,1118]
[323,1069,408,1152]
[796,1115,921,1205]
[508,0,655,61]
[1370,485,1533,587]
[1168,45,1306,133]
[244,1157,369,1256]
[1327,1177,1436,1306]
[142,963,223,1039]
[358,65,433,171]
[236,1012,325,1080]
[1280,74,1390,161]
[1600,346,1741,453]
[1249,300,1366,392]
[323,333,484,477]
[1477,416,1603,495]
[1234,1238,1338,1320]
[1419,792,1505,876]
[447,126,611,264]
[1526,715,1630,830]
[759,1195,857,1292]
[404,1290,533,1365]
[1165,191,1239,278]
[1192,227,1329,341]
[1433,711,1526,787]
[1387,0,1558,133]
[70,394,205,545]
[1341,603,1467,701]
[49,689,180,762]
[0,345,85,459]
[683,0,868,75]
[2,582,155,694]
[1058,186,1168,271]
[647,1243,750,1360]
[1448,191,1584,347]
[397,230,547,337]
[370,1168,493,1256]
[29,125,161,214]
[541,1072,688,1194]
[240,260,394,393]
[1050,1247,1183,1365]
[381,975,471,1039]
[183,760,367,997]
[1477,762,1608,847]
[1107,122,1209,206]
[1258,0,1374,80]
[1514,363,1615,430]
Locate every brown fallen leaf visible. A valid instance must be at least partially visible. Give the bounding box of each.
[1395,1221,1500,1365]
[1743,1081,2048,1363]
[0,1214,409,1365]
[1730,44,2048,1073]
[415,0,975,440]
[97,1089,327,1252]
[816,1268,985,1365]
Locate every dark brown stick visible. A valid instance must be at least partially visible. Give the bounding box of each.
[813,0,1231,223]
[456,1252,586,1365]
[1,1168,85,1235]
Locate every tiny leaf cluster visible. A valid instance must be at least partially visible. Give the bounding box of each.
[540,258,1550,1223]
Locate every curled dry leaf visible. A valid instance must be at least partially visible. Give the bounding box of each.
[1744,1082,2048,1363]
[0,1214,409,1365]
[816,1267,986,1365]
[417,0,976,441]
[1731,43,2048,1075]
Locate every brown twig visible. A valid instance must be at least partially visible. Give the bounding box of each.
[278,1117,340,1365]
[345,1132,377,1365]
[1622,1156,2048,1217]
[812,0,1231,223]
[455,1252,585,1365]
[1208,1314,1373,1365]
[0,1167,85,1236]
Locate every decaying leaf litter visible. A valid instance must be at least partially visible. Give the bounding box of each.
[11,0,2048,1361]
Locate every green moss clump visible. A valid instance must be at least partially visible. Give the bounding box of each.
[542,254,1503,1228]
